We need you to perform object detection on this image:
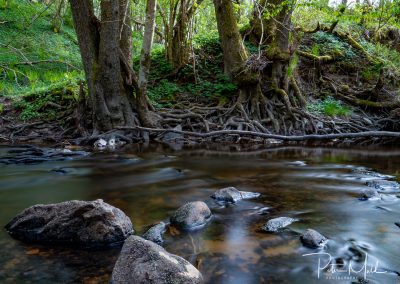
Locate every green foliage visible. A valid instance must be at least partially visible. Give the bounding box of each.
[145,31,237,108]
[308,97,352,117]
[287,54,299,77]
[361,39,400,74]
[185,75,236,98]
[0,1,82,98]
[193,32,221,54]
[361,64,381,81]
[148,80,181,108]
[12,81,79,121]
[310,31,356,60]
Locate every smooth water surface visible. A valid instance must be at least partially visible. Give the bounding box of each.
[0,145,399,283]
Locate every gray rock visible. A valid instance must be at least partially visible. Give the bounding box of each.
[110,236,203,284]
[163,125,184,142]
[360,189,381,201]
[142,222,167,245]
[300,229,328,248]
[366,180,400,193]
[170,201,211,231]
[211,187,260,203]
[5,199,133,247]
[287,161,307,166]
[262,217,298,232]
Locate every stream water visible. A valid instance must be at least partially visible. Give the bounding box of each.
[0,144,399,284]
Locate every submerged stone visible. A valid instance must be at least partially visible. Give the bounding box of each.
[300,229,328,248]
[5,199,133,247]
[142,222,167,245]
[262,217,298,232]
[170,201,211,231]
[111,236,203,284]
[211,187,260,203]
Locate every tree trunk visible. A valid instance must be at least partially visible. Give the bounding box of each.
[69,0,137,134]
[137,0,159,127]
[214,0,248,78]
[51,0,65,33]
[249,0,269,45]
[263,0,294,114]
[214,0,264,119]
[159,0,203,70]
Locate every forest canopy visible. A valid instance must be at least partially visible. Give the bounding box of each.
[0,0,400,143]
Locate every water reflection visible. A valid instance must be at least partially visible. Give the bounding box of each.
[0,145,399,283]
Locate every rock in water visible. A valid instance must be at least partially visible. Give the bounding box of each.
[170,201,212,231]
[111,236,203,284]
[300,229,328,248]
[262,217,298,232]
[366,180,400,193]
[360,189,381,201]
[142,222,167,245]
[211,187,260,203]
[5,199,133,247]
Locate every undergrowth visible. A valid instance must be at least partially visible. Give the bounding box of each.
[308,96,352,117]
[0,1,83,98]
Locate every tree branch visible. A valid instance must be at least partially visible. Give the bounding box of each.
[117,126,400,141]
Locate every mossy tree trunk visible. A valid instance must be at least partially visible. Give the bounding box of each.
[213,0,264,119]
[262,0,295,114]
[69,0,138,134]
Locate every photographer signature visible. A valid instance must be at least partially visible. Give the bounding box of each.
[302,252,388,280]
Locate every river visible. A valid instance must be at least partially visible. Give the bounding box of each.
[0,144,399,283]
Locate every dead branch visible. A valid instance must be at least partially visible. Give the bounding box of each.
[12,59,81,71]
[117,126,400,141]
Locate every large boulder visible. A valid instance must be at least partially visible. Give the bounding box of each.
[262,217,298,232]
[5,199,133,247]
[111,236,203,284]
[142,222,167,245]
[170,201,212,231]
[211,187,260,203]
[300,229,328,248]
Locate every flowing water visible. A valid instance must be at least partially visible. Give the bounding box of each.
[0,144,399,284]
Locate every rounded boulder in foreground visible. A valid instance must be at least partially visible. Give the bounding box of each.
[5,199,133,247]
[170,201,212,231]
[110,236,203,284]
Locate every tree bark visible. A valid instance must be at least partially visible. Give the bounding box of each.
[69,0,137,134]
[214,0,264,119]
[262,0,295,114]
[213,0,248,79]
[137,0,159,127]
